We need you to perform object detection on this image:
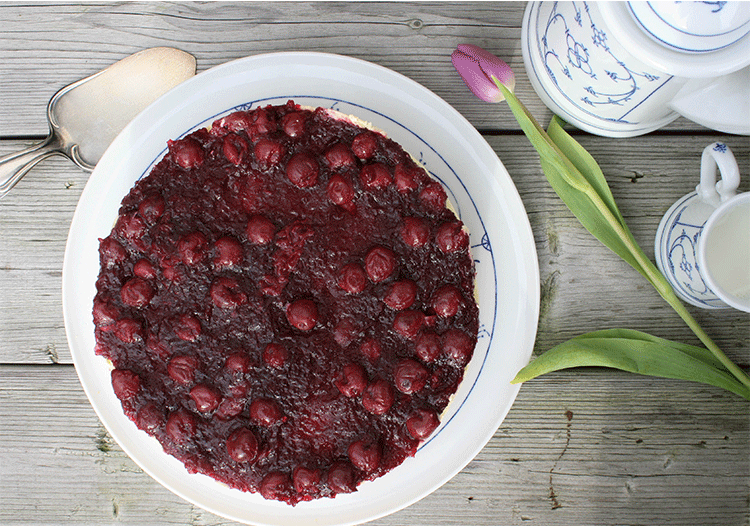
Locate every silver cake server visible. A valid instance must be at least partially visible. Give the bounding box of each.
[0,47,196,198]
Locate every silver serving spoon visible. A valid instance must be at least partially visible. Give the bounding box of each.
[0,47,196,198]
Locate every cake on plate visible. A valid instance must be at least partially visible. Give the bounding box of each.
[93,100,479,504]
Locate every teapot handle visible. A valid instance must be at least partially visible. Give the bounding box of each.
[696,142,740,207]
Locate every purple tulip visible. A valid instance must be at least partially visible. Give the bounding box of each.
[451,44,516,103]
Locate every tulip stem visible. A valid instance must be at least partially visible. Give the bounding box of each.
[494,80,750,391]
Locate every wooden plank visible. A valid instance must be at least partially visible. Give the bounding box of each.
[1,365,747,525]
[0,1,703,137]
[492,133,750,365]
[1,3,748,526]
[2,135,748,367]
[0,142,88,364]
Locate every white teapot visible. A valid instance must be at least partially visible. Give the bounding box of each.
[521,1,750,137]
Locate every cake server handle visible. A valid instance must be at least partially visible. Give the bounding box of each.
[0,133,65,199]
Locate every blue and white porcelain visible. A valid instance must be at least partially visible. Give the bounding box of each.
[598,1,750,78]
[522,1,750,137]
[655,142,742,309]
[628,1,750,54]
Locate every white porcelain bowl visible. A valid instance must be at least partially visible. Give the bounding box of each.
[522,1,685,137]
[598,2,750,78]
[627,1,750,54]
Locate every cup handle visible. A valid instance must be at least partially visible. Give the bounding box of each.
[696,142,740,207]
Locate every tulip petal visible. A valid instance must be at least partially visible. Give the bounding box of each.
[451,44,516,103]
[451,50,503,103]
[457,44,516,89]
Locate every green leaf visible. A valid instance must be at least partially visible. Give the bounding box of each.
[499,84,646,276]
[497,81,750,394]
[542,119,648,277]
[546,117,627,228]
[537,153,644,274]
[573,328,729,371]
[511,331,750,401]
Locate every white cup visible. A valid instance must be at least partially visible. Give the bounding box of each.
[698,193,750,312]
[655,142,749,312]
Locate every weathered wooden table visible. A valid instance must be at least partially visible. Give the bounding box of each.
[1,3,748,525]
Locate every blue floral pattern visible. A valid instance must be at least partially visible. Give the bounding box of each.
[526,1,683,134]
[705,2,728,14]
[656,193,727,308]
[540,2,673,122]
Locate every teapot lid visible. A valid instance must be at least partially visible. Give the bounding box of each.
[597,2,750,77]
[628,1,750,53]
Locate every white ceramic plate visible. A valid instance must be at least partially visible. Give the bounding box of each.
[63,52,539,526]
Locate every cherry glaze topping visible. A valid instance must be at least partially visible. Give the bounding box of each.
[168,355,199,385]
[168,137,204,169]
[225,352,251,374]
[111,369,140,400]
[334,363,367,397]
[286,152,319,188]
[406,408,440,440]
[260,472,293,501]
[326,174,355,209]
[226,427,259,463]
[250,398,285,426]
[337,263,368,294]
[113,318,143,343]
[351,132,377,159]
[178,231,209,266]
[435,221,469,253]
[383,279,418,310]
[430,285,464,318]
[327,461,356,494]
[393,359,430,394]
[293,466,322,495]
[359,338,383,361]
[190,384,221,413]
[324,143,356,169]
[348,439,381,472]
[360,162,392,189]
[415,331,441,363]
[263,343,289,369]
[254,138,284,167]
[246,214,276,245]
[213,236,243,268]
[138,193,165,224]
[166,409,197,443]
[362,379,395,415]
[286,299,319,331]
[133,258,157,279]
[136,403,163,433]
[93,299,119,327]
[400,217,430,247]
[120,277,154,308]
[93,102,478,506]
[364,246,396,283]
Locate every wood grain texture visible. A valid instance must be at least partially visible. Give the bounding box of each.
[2,136,747,365]
[1,2,749,525]
[0,1,704,137]
[1,366,748,526]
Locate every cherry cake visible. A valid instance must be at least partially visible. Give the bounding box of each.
[93,101,479,504]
